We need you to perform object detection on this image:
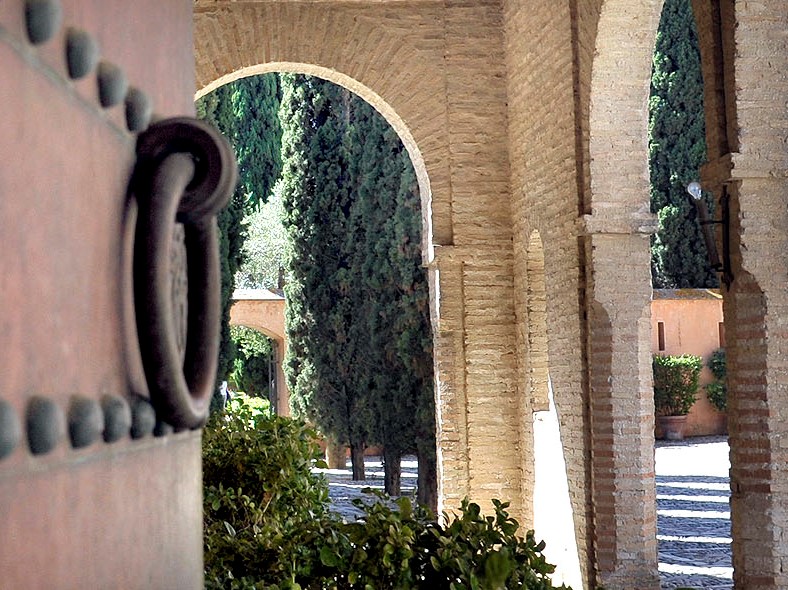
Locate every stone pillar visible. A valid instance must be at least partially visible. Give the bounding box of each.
[583,220,660,590]
[431,254,470,512]
[698,0,788,586]
[275,338,290,417]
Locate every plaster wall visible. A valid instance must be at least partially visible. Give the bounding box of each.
[230,290,289,416]
[651,290,727,437]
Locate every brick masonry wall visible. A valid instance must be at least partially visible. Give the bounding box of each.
[503,0,597,584]
[693,0,788,586]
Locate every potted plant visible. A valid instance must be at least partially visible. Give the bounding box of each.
[653,354,703,440]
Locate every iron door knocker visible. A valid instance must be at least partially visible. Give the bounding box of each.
[131,117,236,429]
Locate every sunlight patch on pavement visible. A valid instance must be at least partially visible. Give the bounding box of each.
[658,563,733,579]
[658,509,730,519]
[658,534,731,544]
[658,481,730,491]
[657,494,729,503]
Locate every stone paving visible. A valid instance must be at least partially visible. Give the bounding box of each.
[315,456,419,521]
[317,436,733,590]
[656,436,732,590]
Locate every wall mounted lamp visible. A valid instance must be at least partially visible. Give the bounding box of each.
[686,181,732,288]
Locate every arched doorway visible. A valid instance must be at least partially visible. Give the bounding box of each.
[590,0,788,588]
[194,1,523,521]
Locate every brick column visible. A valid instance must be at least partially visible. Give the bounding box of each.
[706,0,788,585]
[583,224,660,590]
[722,174,788,590]
[431,244,521,518]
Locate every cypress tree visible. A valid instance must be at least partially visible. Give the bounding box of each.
[281,75,435,500]
[345,98,405,491]
[231,75,283,209]
[345,97,436,506]
[390,160,437,511]
[649,0,716,289]
[196,85,244,391]
[281,75,372,479]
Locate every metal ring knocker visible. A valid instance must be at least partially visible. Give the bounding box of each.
[132,118,237,429]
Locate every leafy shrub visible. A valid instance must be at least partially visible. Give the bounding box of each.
[204,395,569,590]
[301,495,569,590]
[203,394,330,587]
[230,325,274,397]
[705,348,727,412]
[653,354,702,416]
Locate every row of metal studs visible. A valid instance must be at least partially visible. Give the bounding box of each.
[0,395,173,461]
[24,0,155,132]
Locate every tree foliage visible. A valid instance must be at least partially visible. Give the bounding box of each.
[280,75,373,478]
[196,74,283,389]
[649,0,716,289]
[705,347,727,412]
[344,98,435,502]
[280,74,435,501]
[236,179,290,290]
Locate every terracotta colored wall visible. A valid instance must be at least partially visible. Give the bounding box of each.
[651,290,726,437]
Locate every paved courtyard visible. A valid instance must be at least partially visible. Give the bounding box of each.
[318,435,733,590]
[656,436,732,589]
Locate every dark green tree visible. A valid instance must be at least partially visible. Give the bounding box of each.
[281,75,436,504]
[230,75,283,209]
[345,98,436,506]
[196,75,283,394]
[280,75,372,480]
[649,0,716,289]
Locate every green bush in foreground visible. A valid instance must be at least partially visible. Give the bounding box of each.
[203,395,330,586]
[204,395,568,590]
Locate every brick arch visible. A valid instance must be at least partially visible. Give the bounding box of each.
[192,1,522,525]
[196,62,436,260]
[229,292,289,415]
[193,3,452,249]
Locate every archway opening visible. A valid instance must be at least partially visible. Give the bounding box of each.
[198,69,439,511]
[228,325,278,413]
[648,2,731,586]
[589,0,734,586]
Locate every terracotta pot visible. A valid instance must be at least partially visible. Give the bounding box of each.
[657,415,688,441]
